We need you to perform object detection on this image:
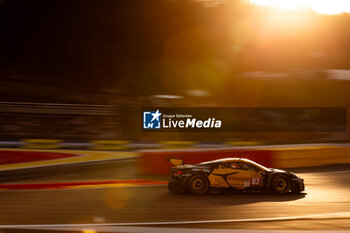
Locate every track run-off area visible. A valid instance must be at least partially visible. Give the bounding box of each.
[0,159,349,233]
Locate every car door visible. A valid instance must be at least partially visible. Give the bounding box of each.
[226,162,263,189]
[208,163,230,188]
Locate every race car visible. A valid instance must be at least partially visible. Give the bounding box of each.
[168,157,304,195]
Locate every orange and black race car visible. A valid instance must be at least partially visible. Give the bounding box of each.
[168,158,305,195]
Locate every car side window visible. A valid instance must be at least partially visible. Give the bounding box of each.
[240,162,259,171]
[225,162,241,169]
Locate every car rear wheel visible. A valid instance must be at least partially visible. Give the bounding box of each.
[271,175,291,194]
[188,175,209,195]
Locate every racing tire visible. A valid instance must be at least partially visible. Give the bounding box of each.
[271,174,291,194]
[188,175,209,195]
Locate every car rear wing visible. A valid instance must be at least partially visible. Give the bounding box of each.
[167,158,184,166]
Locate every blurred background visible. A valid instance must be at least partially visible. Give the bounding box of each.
[0,0,349,143]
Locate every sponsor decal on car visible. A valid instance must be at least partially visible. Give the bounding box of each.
[251,176,261,186]
[192,168,211,173]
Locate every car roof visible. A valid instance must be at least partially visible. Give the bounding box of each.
[199,157,251,164]
[197,157,271,172]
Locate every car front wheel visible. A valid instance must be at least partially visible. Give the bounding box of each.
[271,175,291,194]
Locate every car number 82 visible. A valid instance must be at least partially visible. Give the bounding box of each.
[250,176,261,186]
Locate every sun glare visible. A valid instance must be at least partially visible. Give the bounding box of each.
[247,0,350,15]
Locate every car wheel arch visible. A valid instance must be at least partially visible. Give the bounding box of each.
[266,173,291,187]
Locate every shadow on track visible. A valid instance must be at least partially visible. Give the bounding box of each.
[157,189,306,206]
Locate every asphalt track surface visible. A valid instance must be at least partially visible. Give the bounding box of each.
[0,161,349,232]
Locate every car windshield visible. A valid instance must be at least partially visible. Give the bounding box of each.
[245,160,271,172]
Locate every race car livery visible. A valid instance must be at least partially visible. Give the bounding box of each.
[168,157,305,195]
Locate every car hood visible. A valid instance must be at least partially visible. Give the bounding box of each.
[270,168,286,173]
[269,168,303,179]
